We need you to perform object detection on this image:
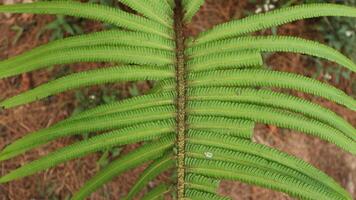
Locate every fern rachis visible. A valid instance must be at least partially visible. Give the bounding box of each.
[0,0,355,199]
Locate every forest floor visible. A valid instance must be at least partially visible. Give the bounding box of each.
[0,0,355,199]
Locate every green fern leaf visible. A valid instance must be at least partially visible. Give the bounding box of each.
[0,106,175,161]
[188,69,356,110]
[118,0,173,27]
[0,122,174,183]
[185,188,231,200]
[141,184,171,200]
[188,87,355,140]
[0,1,173,38]
[187,36,356,72]
[187,130,352,199]
[187,51,263,72]
[0,1,355,199]
[187,158,341,200]
[0,46,174,78]
[182,0,205,22]
[187,143,344,199]
[69,92,176,121]
[166,0,175,9]
[189,116,254,139]
[123,154,174,200]
[185,174,220,194]
[194,4,356,44]
[0,66,173,108]
[0,30,174,74]
[72,137,174,200]
[189,101,355,153]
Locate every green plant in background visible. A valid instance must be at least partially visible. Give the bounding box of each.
[10,25,24,45]
[72,86,120,116]
[249,0,355,86]
[36,0,115,41]
[74,87,122,169]
[0,1,355,200]
[36,15,84,41]
[88,0,115,5]
[313,0,356,85]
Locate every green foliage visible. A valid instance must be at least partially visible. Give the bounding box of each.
[313,0,356,84]
[88,0,114,6]
[10,25,24,45]
[193,3,356,44]
[0,1,355,200]
[124,154,174,200]
[182,0,205,22]
[37,15,84,41]
[72,87,120,117]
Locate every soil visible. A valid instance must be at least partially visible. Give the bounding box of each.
[0,0,355,200]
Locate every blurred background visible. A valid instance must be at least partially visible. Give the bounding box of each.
[0,0,355,199]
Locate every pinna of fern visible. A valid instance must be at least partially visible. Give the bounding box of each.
[0,0,355,200]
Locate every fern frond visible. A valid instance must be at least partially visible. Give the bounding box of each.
[188,116,254,139]
[0,122,174,183]
[186,157,342,200]
[0,1,354,199]
[188,87,355,140]
[71,137,174,200]
[185,174,220,194]
[141,184,171,200]
[124,154,174,200]
[0,106,175,161]
[158,0,174,15]
[189,101,355,153]
[149,78,177,94]
[186,143,343,199]
[187,36,356,72]
[187,51,263,72]
[0,30,174,73]
[70,92,176,121]
[0,46,174,79]
[0,1,173,38]
[118,0,173,27]
[185,188,231,200]
[188,69,356,110]
[182,0,205,22]
[187,130,351,199]
[194,3,356,44]
[166,0,175,9]
[0,66,173,108]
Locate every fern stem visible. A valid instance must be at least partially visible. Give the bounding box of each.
[174,0,187,198]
